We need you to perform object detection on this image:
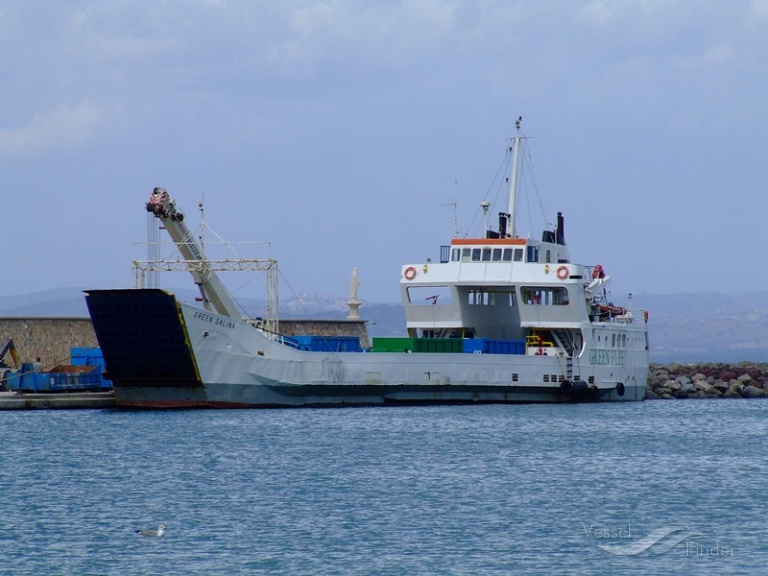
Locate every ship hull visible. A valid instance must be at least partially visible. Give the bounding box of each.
[86,289,648,408]
[112,381,645,408]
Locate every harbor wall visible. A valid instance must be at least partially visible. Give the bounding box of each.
[279,319,370,349]
[0,318,98,369]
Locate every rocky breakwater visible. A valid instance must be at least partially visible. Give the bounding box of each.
[647,362,768,400]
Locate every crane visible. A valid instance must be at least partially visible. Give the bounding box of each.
[146,188,243,320]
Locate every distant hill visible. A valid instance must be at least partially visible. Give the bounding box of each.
[0,288,93,317]
[1,288,766,363]
[631,291,768,363]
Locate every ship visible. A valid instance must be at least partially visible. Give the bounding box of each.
[86,122,649,407]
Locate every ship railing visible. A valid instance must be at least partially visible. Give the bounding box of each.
[590,307,649,326]
[250,323,302,349]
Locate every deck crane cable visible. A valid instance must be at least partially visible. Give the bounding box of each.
[159,218,255,320]
[277,268,318,323]
[461,148,510,237]
[528,143,550,226]
[519,140,551,237]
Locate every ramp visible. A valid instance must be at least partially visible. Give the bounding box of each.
[85,289,202,388]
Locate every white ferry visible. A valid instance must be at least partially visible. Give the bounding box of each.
[86,122,649,407]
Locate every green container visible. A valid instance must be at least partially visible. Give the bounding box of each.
[371,337,415,353]
[413,338,464,353]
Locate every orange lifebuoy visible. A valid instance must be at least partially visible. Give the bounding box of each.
[556,266,569,280]
[404,266,417,280]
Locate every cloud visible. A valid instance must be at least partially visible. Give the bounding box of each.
[261,1,458,76]
[0,102,105,158]
[672,43,734,69]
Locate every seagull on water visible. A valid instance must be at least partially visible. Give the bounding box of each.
[135,524,166,537]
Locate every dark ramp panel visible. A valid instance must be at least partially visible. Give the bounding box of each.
[85,289,202,388]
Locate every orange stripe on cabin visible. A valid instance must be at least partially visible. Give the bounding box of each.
[450,238,526,246]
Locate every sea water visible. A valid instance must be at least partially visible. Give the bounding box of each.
[0,400,765,575]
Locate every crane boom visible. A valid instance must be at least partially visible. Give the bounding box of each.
[146,188,242,319]
[0,339,20,369]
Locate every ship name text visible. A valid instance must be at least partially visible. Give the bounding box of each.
[589,349,626,367]
[193,311,236,330]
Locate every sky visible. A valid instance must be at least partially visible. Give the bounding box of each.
[2,0,767,306]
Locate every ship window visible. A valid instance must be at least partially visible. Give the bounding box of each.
[526,246,539,262]
[514,248,523,261]
[482,248,492,261]
[521,286,570,306]
[503,248,513,261]
[452,248,461,262]
[492,248,502,261]
[472,249,481,261]
[468,290,492,305]
[407,285,453,305]
[461,248,471,262]
[545,250,551,263]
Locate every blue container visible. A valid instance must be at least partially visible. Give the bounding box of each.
[293,336,313,350]
[8,348,113,392]
[10,363,105,392]
[293,336,363,352]
[484,339,526,355]
[69,347,112,389]
[463,339,487,354]
[70,347,105,367]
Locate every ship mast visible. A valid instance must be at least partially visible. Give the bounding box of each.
[506,116,523,238]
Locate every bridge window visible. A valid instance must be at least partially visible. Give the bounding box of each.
[526,246,539,262]
[462,248,471,262]
[472,249,481,261]
[514,248,523,261]
[482,248,492,261]
[492,248,502,261]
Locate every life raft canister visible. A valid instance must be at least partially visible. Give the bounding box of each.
[404,266,417,280]
[592,264,605,279]
[556,266,569,280]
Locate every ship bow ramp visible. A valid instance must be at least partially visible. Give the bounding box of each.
[85,289,202,388]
